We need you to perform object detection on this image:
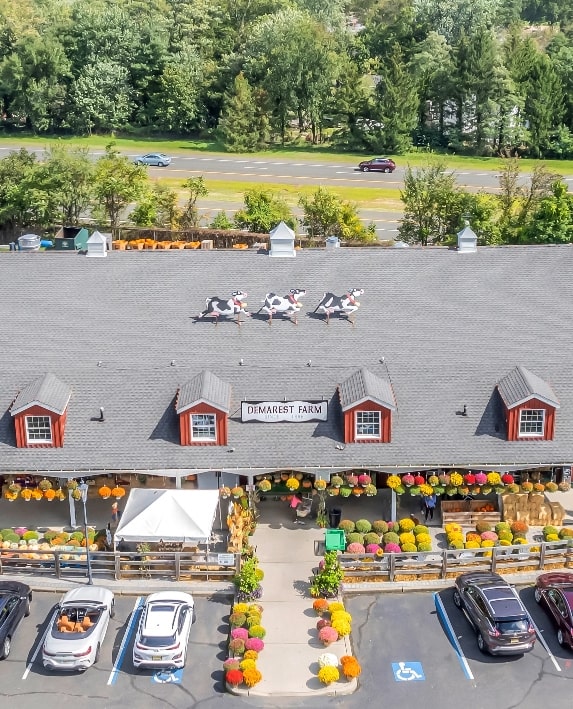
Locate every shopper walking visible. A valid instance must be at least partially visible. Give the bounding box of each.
[423,493,437,521]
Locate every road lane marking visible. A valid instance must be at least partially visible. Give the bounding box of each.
[529,614,561,672]
[107,596,144,686]
[22,608,59,679]
[434,593,475,681]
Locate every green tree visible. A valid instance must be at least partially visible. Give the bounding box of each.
[398,161,465,245]
[180,176,209,229]
[0,148,37,231]
[92,143,148,235]
[299,187,376,242]
[522,180,573,244]
[218,72,267,152]
[524,53,564,157]
[131,182,181,228]
[44,144,94,224]
[234,188,295,233]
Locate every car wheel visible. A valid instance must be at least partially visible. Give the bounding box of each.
[159,162,167,167]
[110,600,115,618]
[94,643,101,664]
[0,636,11,660]
[24,598,31,617]
[477,633,487,654]
[383,167,390,173]
[534,587,542,603]
[453,589,462,608]
[558,629,565,646]
[363,166,369,172]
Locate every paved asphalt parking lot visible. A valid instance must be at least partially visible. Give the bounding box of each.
[2,587,573,709]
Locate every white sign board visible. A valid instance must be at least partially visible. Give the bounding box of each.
[217,553,236,566]
[241,400,328,423]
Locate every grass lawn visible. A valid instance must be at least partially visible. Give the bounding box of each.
[1,133,573,174]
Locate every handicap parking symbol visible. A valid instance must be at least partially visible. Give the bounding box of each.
[392,661,425,682]
[152,668,183,684]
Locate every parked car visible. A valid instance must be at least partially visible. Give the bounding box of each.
[133,153,172,167]
[453,571,535,655]
[357,157,396,173]
[535,572,573,648]
[133,591,195,669]
[0,581,32,659]
[42,586,115,671]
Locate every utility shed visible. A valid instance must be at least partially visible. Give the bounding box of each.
[269,221,296,258]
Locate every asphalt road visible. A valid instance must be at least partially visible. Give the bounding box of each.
[3,586,572,709]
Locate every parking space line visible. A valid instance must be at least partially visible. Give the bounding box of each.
[528,615,561,672]
[22,608,59,679]
[107,596,144,686]
[434,593,475,681]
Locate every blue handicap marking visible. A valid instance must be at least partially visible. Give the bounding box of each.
[152,668,183,684]
[392,661,425,682]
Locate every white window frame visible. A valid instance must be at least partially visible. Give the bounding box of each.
[518,409,545,437]
[25,415,52,443]
[190,413,217,442]
[355,410,381,439]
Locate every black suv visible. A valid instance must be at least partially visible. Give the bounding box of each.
[453,572,535,655]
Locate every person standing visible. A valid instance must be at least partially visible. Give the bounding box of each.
[111,501,119,525]
[423,493,437,521]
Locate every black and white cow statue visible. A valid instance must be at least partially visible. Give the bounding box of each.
[197,290,249,325]
[259,288,306,325]
[314,288,364,324]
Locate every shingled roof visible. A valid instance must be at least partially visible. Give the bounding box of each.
[176,370,231,414]
[339,367,396,411]
[497,366,560,409]
[10,373,72,416]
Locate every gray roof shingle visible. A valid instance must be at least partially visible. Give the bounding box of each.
[0,245,571,474]
[10,373,72,415]
[497,365,560,409]
[339,367,396,411]
[176,370,231,413]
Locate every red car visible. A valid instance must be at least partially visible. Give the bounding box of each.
[535,572,573,648]
[358,157,396,173]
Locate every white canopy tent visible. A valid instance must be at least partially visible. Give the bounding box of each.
[113,488,220,549]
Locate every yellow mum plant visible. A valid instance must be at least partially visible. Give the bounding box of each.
[450,472,463,487]
[464,541,480,549]
[331,618,351,637]
[387,475,401,489]
[399,532,416,546]
[240,659,257,671]
[328,601,345,613]
[419,484,434,496]
[331,610,352,625]
[318,666,340,685]
[487,472,501,486]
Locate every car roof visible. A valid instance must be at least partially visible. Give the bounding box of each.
[61,586,112,605]
[0,581,30,595]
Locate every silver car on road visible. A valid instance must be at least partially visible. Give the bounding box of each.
[42,586,115,671]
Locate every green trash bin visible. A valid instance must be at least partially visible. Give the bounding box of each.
[324,529,346,552]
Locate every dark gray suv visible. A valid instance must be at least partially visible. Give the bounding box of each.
[453,571,536,655]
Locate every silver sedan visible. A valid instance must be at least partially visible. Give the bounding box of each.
[42,586,115,672]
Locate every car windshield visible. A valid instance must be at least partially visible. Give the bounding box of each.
[496,619,529,633]
[140,634,176,647]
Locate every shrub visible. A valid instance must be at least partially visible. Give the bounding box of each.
[480,531,498,542]
[248,625,266,639]
[318,666,340,684]
[545,533,560,542]
[399,532,416,546]
[398,518,415,533]
[318,652,339,668]
[246,614,261,628]
[331,610,352,624]
[3,533,19,544]
[372,520,388,534]
[385,542,401,553]
[22,531,39,541]
[69,531,84,542]
[417,542,433,552]
[231,627,249,640]
[559,528,573,539]
[43,530,59,542]
[317,618,331,631]
[223,658,241,671]
[542,526,559,538]
[346,532,364,545]
[244,650,258,661]
[449,541,464,550]
[331,617,351,637]
[355,519,372,534]
[464,541,480,549]
[318,626,339,645]
[229,612,246,628]
[510,520,529,534]
[245,637,264,652]
[465,532,481,543]
[228,638,245,655]
[498,539,511,546]
[364,532,381,546]
[340,656,362,678]
[401,543,417,553]
[495,522,511,535]
[328,601,345,613]
[499,531,513,542]
[240,658,257,671]
[232,603,249,614]
[444,523,463,534]
[234,556,263,602]
[413,525,429,536]
[313,598,329,615]
[243,668,262,687]
[365,543,381,553]
[481,540,495,548]
[338,519,355,534]
[346,542,365,554]
[383,532,400,545]
[475,521,492,534]
[512,537,527,545]
[226,669,244,686]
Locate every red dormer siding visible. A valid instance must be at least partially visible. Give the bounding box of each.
[13,405,67,448]
[178,402,228,446]
[342,400,392,444]
[505,397,556,441]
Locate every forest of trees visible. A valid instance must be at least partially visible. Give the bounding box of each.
[1,0,573,158]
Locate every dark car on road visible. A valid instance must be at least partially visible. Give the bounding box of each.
[357,157,396,173]
[0,581,32,659]
[453,571,535,655]
[535,572,573,648]
[133,153,172,167]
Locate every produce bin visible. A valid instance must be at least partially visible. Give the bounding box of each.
[324,529,346,552]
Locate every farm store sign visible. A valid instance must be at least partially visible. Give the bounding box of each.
[241,400,328,423]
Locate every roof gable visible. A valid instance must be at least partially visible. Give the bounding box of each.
[339,367,396,411]
[176,370,231,414]
[10,373,72,416]
[497,366,560,409]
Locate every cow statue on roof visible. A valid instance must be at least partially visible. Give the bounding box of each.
[314,288,364,324]
[259,288,306,325]
[196,290,249,325]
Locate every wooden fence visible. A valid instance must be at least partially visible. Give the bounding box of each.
[0,550,240,583]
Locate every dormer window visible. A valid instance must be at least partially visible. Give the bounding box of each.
[519,409,544,437]
[191,414,216,442]
[355,411,381,439]
[25,415,52,444]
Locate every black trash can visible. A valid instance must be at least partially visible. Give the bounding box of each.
[328,507,342,529]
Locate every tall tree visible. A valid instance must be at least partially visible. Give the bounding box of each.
[44,144,94,225]
[299,187,376,242]
[218,72,268,152]
[524,53,564,157]
[234,188,295,233]
[180,177,209,228]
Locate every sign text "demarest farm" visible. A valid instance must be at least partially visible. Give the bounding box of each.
[241,400,328,423]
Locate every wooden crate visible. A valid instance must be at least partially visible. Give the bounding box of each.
[441,500,471,525]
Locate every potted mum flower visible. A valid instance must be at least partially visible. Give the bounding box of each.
[318,625,339,646]
[318,665,340,685]
[330,475,344,488]
[313,598,329,616]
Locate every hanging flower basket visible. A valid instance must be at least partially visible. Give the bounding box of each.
[71,488,82,501]
[402,474,415,487]
[44,489,56,501]
[4,491,17,501]
[330,475,344,488]
[386,475,401,490]
[257,479,272,493]
[8,482,21,494]
[54,488,65,501]
[358,474,372,487]
[31,489,43,501]
[339,486,352,498]
[364,484,377,496]
[302,479,312,489]
[111,486,125,499]
[219,486,231,498]
[231,486,244,499]
[328,487,340,496]
[38,479,53,492]
[414,475,425,486]
[66,480,78,491]
[21,488,32,501]
[286,478,300,491]
[314,479,327,491]
[428,475,439,486]
[346,474,358,487]
[352,486,363,496]
[98,485,112,499]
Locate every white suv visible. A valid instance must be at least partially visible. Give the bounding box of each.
[133,591,194,669]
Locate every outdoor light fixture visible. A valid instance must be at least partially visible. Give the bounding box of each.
[239,358,244,366]
[462,405,468,416]
[78,481,94,585]
[98,407,105,422]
